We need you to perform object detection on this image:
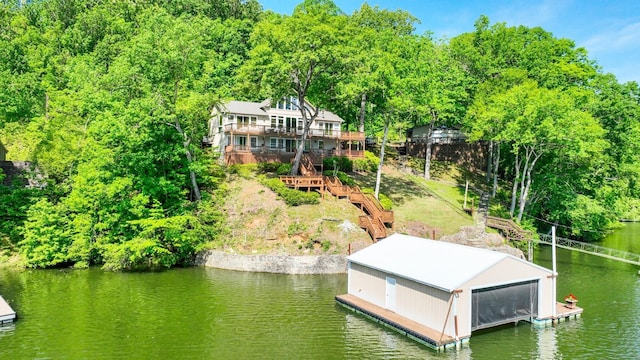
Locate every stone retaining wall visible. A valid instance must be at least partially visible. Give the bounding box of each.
[196,250,347,274]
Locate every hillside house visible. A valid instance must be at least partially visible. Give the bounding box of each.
[205,98,365,166]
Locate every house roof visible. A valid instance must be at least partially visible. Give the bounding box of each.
[347,233,552,293]
[216,100,344,123]
[220,101,269,117]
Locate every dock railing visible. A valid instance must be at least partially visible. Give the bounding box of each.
[537,234,640,266]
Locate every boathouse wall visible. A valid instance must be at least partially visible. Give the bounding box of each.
[395,277,451,334]
[347,263,387,306]
[348,262,452,335]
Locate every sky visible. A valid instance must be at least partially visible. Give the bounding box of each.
[259,0,640,84]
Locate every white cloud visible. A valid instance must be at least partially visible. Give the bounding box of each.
[582,21,640,52]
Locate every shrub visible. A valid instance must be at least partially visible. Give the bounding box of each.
[323,156,353,173]
[259,177,320,206]
[258,162,281,173]
[276,163,292,175]
[321,240,331,252]
[353,151,379,172]
[323,170,355,186]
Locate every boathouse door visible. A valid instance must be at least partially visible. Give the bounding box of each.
[471,280,539,331]
[385,277,397,311]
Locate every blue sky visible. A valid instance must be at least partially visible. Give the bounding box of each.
[259,0,640,84]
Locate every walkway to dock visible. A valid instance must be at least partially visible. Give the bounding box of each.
[335,294,461,351]
[536,234,640,266]
[486,216,640,267]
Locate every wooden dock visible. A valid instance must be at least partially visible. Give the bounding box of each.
[532,301,583,327]
[0,295,16,324]
[335,294,466,351]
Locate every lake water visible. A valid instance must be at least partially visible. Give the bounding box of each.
[0,224,638,359]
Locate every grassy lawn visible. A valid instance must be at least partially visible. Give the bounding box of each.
[351,164,476,239]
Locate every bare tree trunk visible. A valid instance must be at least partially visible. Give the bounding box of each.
[291,94,318,176]
[359,92,366,133]
[184,143,201,201]
[517,148,531,221]
[486,141,493,183]
[492,143,500,197]
[509,151,520,217]
[375,114,390,199]
[423,111,437,180]
[516,148,541,223]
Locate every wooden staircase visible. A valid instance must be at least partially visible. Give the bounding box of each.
[279,166,394,241]
[348,186,394,241]
[299,154,317,176]
[485,216,533,241]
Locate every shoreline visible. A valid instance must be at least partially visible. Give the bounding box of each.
[195,250,348,274]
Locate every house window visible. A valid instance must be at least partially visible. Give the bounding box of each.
[286,117,296,131]
[237,116,252,128]
[318,140,324,150]
[324,122,333,135]
[270,116,277,128]
[250,117,257,126]
[235,136,247,146]
[250,137,258,148]
[297,119,304,131]
[269,138,284,149]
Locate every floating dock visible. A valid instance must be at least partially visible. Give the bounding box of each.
[532,302,583,327]
[335,294,468,351]
[0,295,16,324]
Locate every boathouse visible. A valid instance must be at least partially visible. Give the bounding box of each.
[336,233,556,350]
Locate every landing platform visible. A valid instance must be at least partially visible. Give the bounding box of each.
[335,294,467,351]
[533,302,583,327]
[0,295,16,324]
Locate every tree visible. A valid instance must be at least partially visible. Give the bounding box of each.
[475,81,606,222]
[238,0,348,175]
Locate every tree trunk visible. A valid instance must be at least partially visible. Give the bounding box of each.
[184,143,201,201]
[486,141,493,183]
[509,151,520,217]
[492,143,500,197]
[516,149,541,223]
[423,111,437,180]
[375,114,391,199]
[359,92,366,133]
[290,94,318,176]
[516,148,532,221]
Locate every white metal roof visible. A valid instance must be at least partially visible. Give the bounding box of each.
[216,100,344,123]
[347,233,550,293]
[222,101,269,116]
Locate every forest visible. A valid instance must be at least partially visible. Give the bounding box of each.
[0,0,639,270]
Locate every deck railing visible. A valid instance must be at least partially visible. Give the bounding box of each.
[221,124,364,141]
[537,234,640,266]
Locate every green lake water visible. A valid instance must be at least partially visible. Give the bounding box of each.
[1,224,639,359]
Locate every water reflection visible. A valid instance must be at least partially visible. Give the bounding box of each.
[535,327,557,360]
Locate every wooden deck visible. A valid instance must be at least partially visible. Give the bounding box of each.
[335,294,464,351]
[0,295,16,324]
[553,301,583,320]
